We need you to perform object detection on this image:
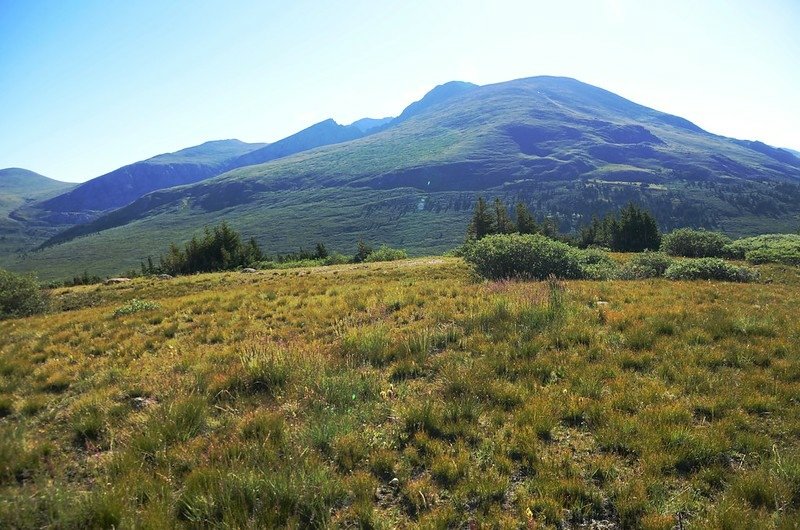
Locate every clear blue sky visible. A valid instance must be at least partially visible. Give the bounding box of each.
[1,0,798,182]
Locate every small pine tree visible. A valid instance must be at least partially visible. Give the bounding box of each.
[314,242,329,259]
[467,197,495,240]
[493,198,516,234]
[540,217,560,239]
[515,202,539,234]
[353,239,373,263]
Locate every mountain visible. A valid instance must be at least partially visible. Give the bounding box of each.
[787,148,800,158]
[0,168,73,198]
[392,81,478,123]
[13,76,800,279]
[230,119,364,168]
[350,117,393,133]
[19,140,266,226]
[0,168,75,257]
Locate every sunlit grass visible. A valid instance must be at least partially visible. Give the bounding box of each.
[1,257,799,527]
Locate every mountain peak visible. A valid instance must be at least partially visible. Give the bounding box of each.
[395,81,478,122]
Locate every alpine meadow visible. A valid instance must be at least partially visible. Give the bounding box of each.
[2,1,800,528]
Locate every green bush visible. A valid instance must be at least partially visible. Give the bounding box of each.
[575,248,618,280]
[364,245,408,263]
[463,234,583,280]
[661,229,731,258]
[323,252,350,265]
[724,234,800,265]
[664,258,758,282]
[0,269,49,319]
[113,299,160,317]
[618,252,674,279]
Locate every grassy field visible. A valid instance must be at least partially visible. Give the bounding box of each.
[1,258,800,528]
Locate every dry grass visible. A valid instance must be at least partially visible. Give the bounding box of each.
[1,258,799,527]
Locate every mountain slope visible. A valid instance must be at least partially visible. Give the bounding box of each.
[0,168,73,198]
[19,140,266,226]
[0,168,75,257]
[350,117,392,133]
[17,76,800,279]
[230,119,364,168]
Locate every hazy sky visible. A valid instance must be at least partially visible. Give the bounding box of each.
[1,0,798,182]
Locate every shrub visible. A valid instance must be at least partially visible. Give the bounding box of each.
[574,248,618,280]
[664,258,758,282]
[323,252,350,265]
[364,245,408,263]
[0,269,49,319]
[463,234,583,280]
[618,251,674,279]
[724,234,800,265]
[113,299,159,317]
[661,229,731,258]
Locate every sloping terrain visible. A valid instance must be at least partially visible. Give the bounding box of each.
[14,76,800,279]
[230,119,364,168]
[0,168,75,256]
[18,140,267,226]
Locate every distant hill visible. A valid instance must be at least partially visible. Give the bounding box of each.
[12,75,800,279]
[350,117,392,133]
[0,168,73,199]
[230,119,364,168]
[20,140,266,226]
[0,168,75,257]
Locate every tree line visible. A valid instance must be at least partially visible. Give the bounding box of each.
[467,197,661,252]
[140,222,407,276]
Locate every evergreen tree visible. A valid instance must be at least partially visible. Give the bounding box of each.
[493,198,516,234]
[579,204,660,251]
[467,197,495,240]
[353,239,373,263]
[157,221,263,275]
[540,217,560,239]
[314,242,329,259]
[515,202,539,234]
[616,203,661,251]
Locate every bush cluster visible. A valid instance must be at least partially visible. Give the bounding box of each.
[664,258,758,282]
[617,252,674,280]
[364,245,408,263]
[462,234,584,280]
[574,249,618,280]
[113,299,160,317]
[0,269,49,319]
[660,229,731,258]
[464,235,760,283]
[724,234,800,265]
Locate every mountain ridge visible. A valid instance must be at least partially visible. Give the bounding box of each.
[11,75,800,279]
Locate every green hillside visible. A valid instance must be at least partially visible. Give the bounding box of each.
[0,169,75,258]
[11,76,800,280]
[0,168,73,200]
[16,140,266,227]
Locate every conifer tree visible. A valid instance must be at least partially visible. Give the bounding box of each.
[314,242,329,259]
[467,197,494,240]
[493,198,516,234]
[515,202,539,234]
